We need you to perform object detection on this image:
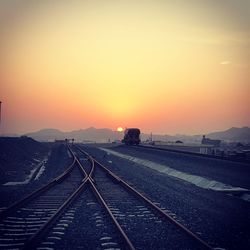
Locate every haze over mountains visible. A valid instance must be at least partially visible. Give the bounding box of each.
[24,127,250,143]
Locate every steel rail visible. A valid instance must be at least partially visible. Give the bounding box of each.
[88,179,136,250]
[70,145,95,178]
[0,156,76,219]
[96,159,212,249]
[0,144,91,250]
[77,145,212,250]
[68,145,95,178]
[69,147,88,175]
[71,145,136,250]
[22,177,89,250]
[21,146,90,249]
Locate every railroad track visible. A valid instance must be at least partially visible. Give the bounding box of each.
[0,150,87,250]
[73,145,212,250]
[0,145,213,249]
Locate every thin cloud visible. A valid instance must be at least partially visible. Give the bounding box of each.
[220,61,232,65]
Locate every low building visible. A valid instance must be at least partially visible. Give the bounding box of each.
[199,146,213,154]
[201,135,221,147]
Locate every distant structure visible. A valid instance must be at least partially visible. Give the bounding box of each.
[55,139,66,144]
[201,135,221,147]
[54,138,75,144]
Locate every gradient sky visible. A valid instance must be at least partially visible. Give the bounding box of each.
[0,0,249,135]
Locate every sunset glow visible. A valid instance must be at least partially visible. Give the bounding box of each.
[0,1,249,135]
[117,127,123,132]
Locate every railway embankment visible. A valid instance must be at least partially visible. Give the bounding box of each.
[0,137,48,185]
[0,139,74,209]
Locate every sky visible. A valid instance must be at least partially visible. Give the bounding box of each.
[0,0,249,135]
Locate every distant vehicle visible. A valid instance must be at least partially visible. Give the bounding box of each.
[122,128,141,145]
[175,140,183,144]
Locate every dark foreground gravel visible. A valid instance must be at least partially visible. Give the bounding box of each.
[82,144,250,250]
[40,187,126,250]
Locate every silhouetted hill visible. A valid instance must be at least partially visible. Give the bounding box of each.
[68,127,115,141]
[207,127,250,142]
[25,128,116,142]
[24,127,250,143]
[25,129,65,141]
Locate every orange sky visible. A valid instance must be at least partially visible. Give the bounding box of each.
[0,0,249,135]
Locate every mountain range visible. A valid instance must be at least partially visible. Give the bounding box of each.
[24,127,250,143]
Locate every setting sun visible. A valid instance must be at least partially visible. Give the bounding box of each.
[0,0,249,135]
[117,127,123,132]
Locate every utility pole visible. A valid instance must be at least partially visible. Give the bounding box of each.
[0,101,2,124]
[0,101,2,135]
